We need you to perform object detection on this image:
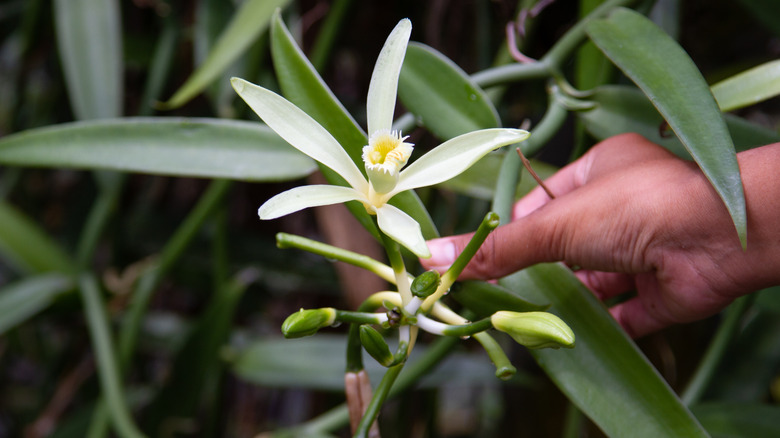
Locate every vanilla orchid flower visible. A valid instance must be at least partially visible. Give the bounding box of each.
[231,19,529,258]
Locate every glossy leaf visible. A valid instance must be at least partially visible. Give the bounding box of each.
[398,42,500,140]
[161,0,291,109]
[501,263,708,437]
[269,13,439,239]
[0,118,316,181]
[53,0,122,120]
[692,402,780,437]
[0,202,74,274]
[587,7,746,246]
[711,60,780,112]
[578,85,780,156]
[0,273,74,335]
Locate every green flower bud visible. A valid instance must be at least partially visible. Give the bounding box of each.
[281,307,337,339]
[411,270,441,298]
[491,311,575,349]
[359,325,394,367]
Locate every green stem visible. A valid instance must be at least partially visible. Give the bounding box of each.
[680,295,755,406]
[417,315,493,337]
[276,232,395,282]
[78,274,146,438]
[336,310,386,325]
[421,212,500,311]
[473,331,517,381]
[353,364,405,438]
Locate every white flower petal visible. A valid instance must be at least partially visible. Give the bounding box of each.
[375,204,431,258]
[232,78,368,192]
[366,19,412,135]
[259,185,365,220]
[391,128,530,195]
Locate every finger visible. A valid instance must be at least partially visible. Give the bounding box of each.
[574,270,636,300]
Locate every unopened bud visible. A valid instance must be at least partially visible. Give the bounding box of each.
[359,325,394,367]
[491,311,575,349]
[281,307,337,338]
[411,270,440,298]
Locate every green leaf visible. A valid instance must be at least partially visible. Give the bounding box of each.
[160,0,291,109]
[586,7,747,246]
[0,118,316,181]
[269,13,438,239]
[578,85,780,156]
[0,201,74,274]
[0,273,74,335]
[692,402,780,438]
[501,264,708,437]
[270,11,367,170]
[53,0,122,120]
[711,60,780,112]
[398,42,500,140]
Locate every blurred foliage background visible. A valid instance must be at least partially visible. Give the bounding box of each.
[1,0,780,437]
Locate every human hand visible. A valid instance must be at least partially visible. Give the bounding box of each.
[422,133,780,338]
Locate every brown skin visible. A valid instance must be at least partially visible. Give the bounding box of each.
[422,133,780,338]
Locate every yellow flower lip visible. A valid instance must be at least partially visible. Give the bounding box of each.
[363,129,413,194]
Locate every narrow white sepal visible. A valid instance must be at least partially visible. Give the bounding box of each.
[366,19,412,135]
[375,203,431,258]
[231,77,368,193]
[258,185,365,220]
[391,128,530,196]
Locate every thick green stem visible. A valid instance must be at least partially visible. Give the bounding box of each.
[473,331,517,381]
[276,232,395,282]
[353,364,405,438]
[336,310,387,325]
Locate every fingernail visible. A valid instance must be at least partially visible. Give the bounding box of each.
[425,239,457,270]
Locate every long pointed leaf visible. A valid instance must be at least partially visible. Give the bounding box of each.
[160,0,291,109]
[0,118,316,181]
[711,60,780,112]
[501,264,709,437]
[53,0,122,120]
[586,7,746,246]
